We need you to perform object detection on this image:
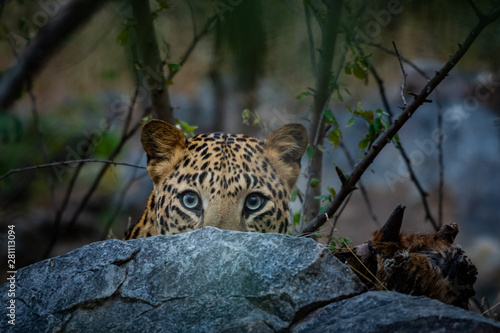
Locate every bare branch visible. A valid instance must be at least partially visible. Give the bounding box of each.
[100,155,149,240]
[166,15,218,82]
[0,159,146,181]
[392,41,408,109]
[339,141,380,227]
[437,93,444,227]
[369,42,429,79]
[467,0,486,19]
[0,0,108,110]
[301,6,500,235]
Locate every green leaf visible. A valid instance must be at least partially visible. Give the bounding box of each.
[293,212,301,225]
[328,129,342,148]
[310,178,320,188]
[155,0,170,9]
[369,124,376,138]
[346,116,355,128]
[176,120,198,137]
[355,110,374,123]
[344,64,352,75]
[317,144,325,152]
[353,65,366,80]
[323,108,337,125]
[328,186,336,197]
[117,27,130,46]
[296,91,312,100]
[318,204,329,215]
[359,137,370,150]
[336,89,343,102]
[290,187,298,202]
[306,144,314,160]
[314,194,332,201]
[168,63,182,72]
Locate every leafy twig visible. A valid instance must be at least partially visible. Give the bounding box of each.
[356,41,440,230]
[301,6,500,235]
[301,1,343,226]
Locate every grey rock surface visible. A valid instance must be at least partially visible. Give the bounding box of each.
[291,290,500,333]
[0,227,364,332]
[1,227,499,332]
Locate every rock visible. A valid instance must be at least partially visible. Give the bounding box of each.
[1,227,498,332]
[290,291,500,333]
[0,227,365,332]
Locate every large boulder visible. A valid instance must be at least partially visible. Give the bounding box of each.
[290,291,500,333]
[1,227,498,332]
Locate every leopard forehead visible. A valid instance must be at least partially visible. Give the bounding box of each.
[161,132,286,200]
[182,132,265,172]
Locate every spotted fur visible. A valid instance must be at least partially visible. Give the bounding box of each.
[124,120,308,239]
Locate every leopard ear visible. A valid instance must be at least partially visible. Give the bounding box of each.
[141,119,186,182]
[264,124,308,190]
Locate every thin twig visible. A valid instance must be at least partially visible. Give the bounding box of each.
[392,41,408,109]
[333,228,388,291]
[186,0,198,35]
[339,141,380,227]
[63,116,143,235]
[0,159,146,181]
[42,161,84,259]
[101,160,149,240]
[369,42,429,78]
[482,300,500,317]
[353,40,439,230]
[43,67,143,257]
[166,14,218,82]
[467,0,486,19]
[301,6,500,235]
[436,91,444,228]
[326,192,353,245]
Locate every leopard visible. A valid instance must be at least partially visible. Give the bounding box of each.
[124,119,308,240]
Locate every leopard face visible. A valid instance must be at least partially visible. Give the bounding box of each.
[124,120,308,239]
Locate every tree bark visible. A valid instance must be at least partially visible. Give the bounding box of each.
[130,0,174,124]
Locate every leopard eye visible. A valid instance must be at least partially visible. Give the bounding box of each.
[180,191,201,210]
[244,193,267,212]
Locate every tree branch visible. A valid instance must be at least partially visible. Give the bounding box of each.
[0,159,146,181]
[165,15,218,82]
[0,0,107,110]
[130,0,173,123]
[392,41,408,109]
[301,6,500,235]
[355,40,440,230]
[301,1,343,226]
